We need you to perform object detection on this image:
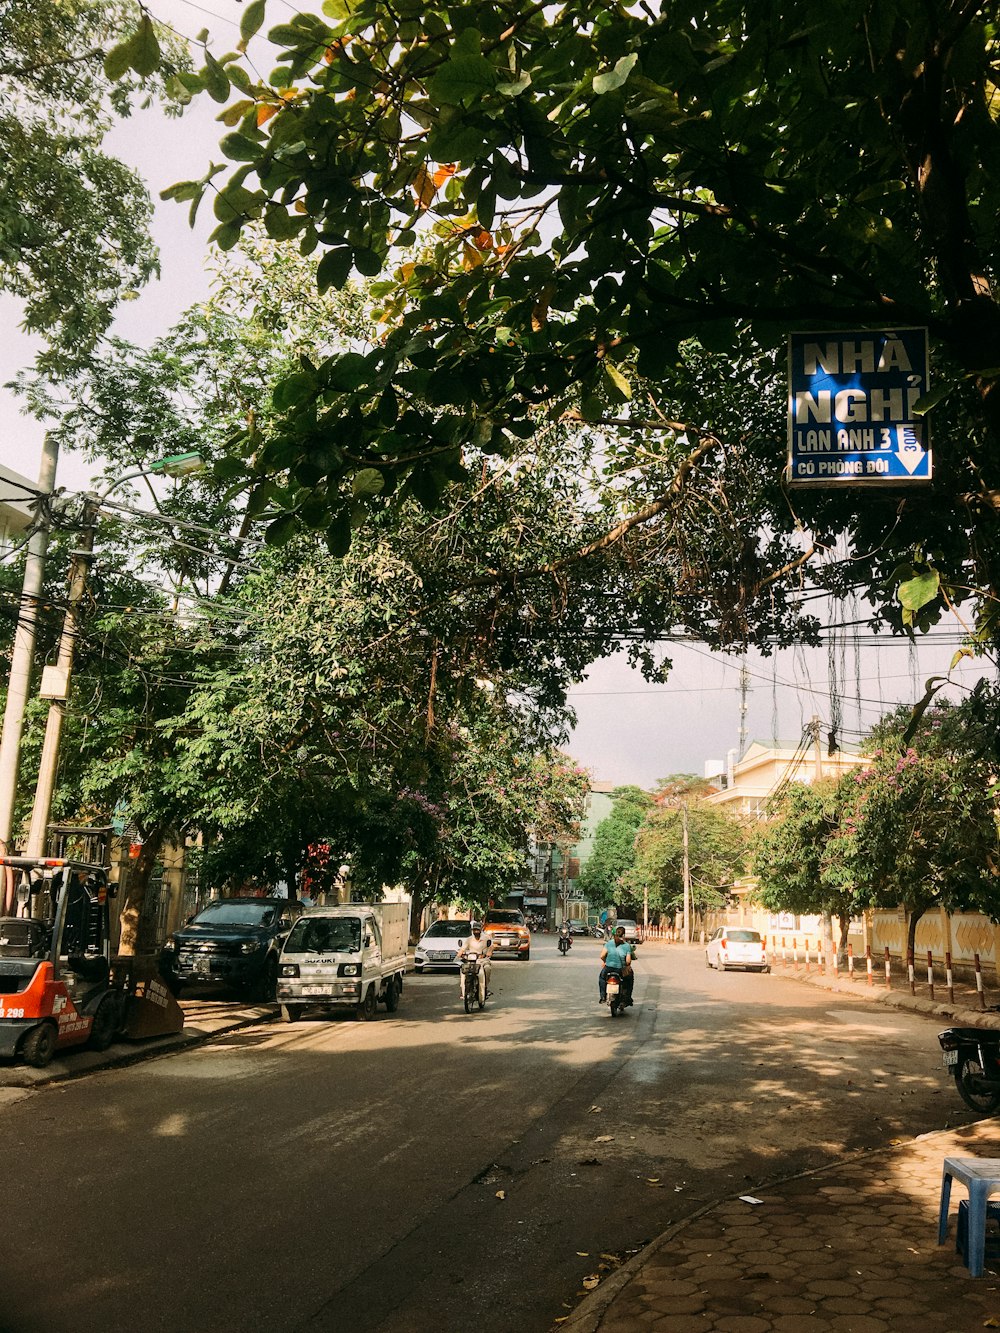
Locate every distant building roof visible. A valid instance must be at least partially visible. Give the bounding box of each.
[0,463,39,537]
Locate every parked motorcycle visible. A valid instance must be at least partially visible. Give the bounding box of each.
[938,1027,1000,1113]
[462,953,486,1013]
[590,925,606,940]
[558,925,572,956]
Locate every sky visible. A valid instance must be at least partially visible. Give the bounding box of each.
[2,0,994,791]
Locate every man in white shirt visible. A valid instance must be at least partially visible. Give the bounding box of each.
[458,921,494,1005]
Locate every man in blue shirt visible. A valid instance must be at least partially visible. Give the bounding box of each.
[599,926,635,1008]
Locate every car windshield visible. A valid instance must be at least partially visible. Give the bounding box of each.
[485,911,523,925]
[423,921,471,939]
[195,901,280,927]
[284,917,361,954]
[726,930,761,942]
[617,920,637,929]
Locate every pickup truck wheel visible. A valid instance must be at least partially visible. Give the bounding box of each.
[356,984,377,1021]
[280,1004,303,1024]
[247,958,278,1003]
[384,977,400,1012]
[22,1021,58,1068]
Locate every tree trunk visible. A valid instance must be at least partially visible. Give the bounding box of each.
[837,914,850,961]
[117,824,168,956]
[409,889,428,944]
[906,906,925,974]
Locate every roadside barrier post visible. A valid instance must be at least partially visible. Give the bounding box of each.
[781,936,786,968]
[804,938,811,974]
[946,951,954,1003]
[884,945,892,987]
[793,937,799,971]
[927,949,935,1000]
[866,944,873,986]
[830,939,837,978]
[847,942,855,981]
[976,952,987,1010]
[908,947,915,995]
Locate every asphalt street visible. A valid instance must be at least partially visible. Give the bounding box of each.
[0,939,975,1333]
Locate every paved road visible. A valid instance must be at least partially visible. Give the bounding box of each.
[0,940,971,1333]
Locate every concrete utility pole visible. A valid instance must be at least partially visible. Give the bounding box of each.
[25,496,99,859]
[20,452,203,863]
[811,715,836,959]
[682,801,691,944]
[0,436,59,870]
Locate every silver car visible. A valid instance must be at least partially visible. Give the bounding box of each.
[615,919,641,944]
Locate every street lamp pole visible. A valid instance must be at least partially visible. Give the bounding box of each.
[22,454,203,860]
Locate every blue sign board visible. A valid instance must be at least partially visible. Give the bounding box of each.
[787,328,931,486]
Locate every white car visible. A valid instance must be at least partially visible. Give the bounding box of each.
[706,927,769,973]
[414,919,474,972]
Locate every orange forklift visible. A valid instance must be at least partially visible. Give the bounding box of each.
[0,854,181,1068]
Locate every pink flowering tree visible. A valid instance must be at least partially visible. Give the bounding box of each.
[829,703,1000,964]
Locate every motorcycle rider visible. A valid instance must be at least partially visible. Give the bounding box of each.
[599,925,635,1008]
[558,920,572,953]
[457,921,493,1005]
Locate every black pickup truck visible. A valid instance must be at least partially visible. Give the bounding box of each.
[160,897,303,1000]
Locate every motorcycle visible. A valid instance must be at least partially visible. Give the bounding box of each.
[461,953,486,1013]
[605,968,624,1017]
[938,1027,1000,1114]
[558,925,572,956]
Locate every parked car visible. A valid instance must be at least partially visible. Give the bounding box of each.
[566,919,589,936]
[705,926,769,973]
[414,919,474,972]
[160,897,304,1000]
[615,918,641,944]
[481,908,531,960]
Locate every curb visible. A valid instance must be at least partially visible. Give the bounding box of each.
[0,1005,276,1090]
[778,961,1000,1028]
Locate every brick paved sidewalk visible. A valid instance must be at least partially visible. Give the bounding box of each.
[561,1118,1000,1332]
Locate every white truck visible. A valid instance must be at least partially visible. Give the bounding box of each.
[275,902,408,1022]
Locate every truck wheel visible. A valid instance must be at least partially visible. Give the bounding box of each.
[356,985,377,1021]
[22,1021,58,1068]
[87,994,121,1051]
[280,1004,303,1024]
[384,977,400,1012]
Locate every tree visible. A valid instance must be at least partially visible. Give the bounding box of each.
[142,1,1000,645]
[12,233,623,940]
[630,802,746,922]
[831,702,1000,962]
[751,780,861,953]
[0,1,187,368]
[577,786,654,911]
